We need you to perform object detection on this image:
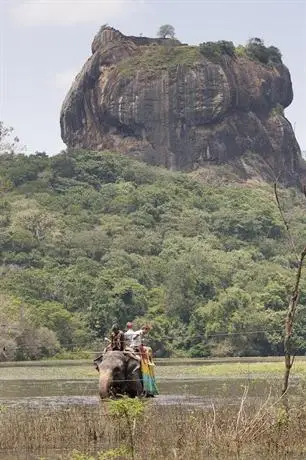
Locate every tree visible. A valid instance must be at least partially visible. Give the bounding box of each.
[245,38,282,65]
[199,41,235,60]
[273,183,306,398]
[2,148,306,359]
[267,45,282,64]
[157,24,175,39]
[0,121,24,155]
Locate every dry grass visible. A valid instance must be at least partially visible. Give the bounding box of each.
[1,393,306,459]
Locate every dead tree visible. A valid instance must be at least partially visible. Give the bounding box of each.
[282,247,306,395]
[274,183,306,395]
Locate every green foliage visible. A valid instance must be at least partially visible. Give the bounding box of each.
[199,40,235,60]
[98,448,130,460]
[0,152,48,186]
[118,45,201,77]
[0,294,62,360]
[270,103,285,117]
[62,447,130,460]
[235,45,247,57]
[157,24,176,39]
[108,397,145,418]
[108,398,145,460]
[245,37,282,65]
[118,36,283,79]
[198,38,282,66]
[1,149,306,359]
[0,121,24,155]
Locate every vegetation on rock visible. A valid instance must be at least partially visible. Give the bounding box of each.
[62,28,299,184]
[119,37,282,76]
[199,37,282,66]
[199,40,236,60]
[245,37,282,65]
[118,45,201,76]
[1,148,306,359]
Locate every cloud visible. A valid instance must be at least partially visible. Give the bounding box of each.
[11,0,132,26]
[54,69,78,91]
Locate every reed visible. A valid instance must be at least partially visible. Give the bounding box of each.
[1,394,306,459]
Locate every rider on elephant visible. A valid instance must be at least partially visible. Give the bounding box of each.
[124,322,135,348]
[110,324,125,351]
[130,325,151,352]
[131,325,158,396]
[95,323,158,398]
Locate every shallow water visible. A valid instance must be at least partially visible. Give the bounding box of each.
[0,359,295,409]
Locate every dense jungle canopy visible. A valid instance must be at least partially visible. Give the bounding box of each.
[1,149,306,360]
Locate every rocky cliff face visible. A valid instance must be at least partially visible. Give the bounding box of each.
[60,27,303,185]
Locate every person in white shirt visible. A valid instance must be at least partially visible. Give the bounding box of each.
[124,322,135,348]
[130,325,150,352]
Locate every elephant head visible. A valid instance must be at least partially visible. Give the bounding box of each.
[94,350,142,399]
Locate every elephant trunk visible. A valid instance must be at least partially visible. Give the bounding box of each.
[99,369,113,399]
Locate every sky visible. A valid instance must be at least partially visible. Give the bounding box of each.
[0,0,305,155]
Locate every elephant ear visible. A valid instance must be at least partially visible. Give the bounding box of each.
[93,354,104,372]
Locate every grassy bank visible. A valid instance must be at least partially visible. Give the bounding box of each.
[1,396,306,459]
[1,359,306,381]
[160,360,306,378]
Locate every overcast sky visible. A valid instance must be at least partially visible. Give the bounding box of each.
[1,0,305,155]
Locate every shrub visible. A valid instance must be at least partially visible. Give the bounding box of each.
[15,325,60,360]
[235,44,246,57]
[270,103,284,117]
[0,339,17,361]
[245,37,282,65]
[199,40,235,60]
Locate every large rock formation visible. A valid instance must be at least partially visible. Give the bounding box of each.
[60,27,303,185]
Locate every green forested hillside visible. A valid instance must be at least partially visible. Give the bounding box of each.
[1,150,306,359]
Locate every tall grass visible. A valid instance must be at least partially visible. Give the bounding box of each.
[1,393,306,459]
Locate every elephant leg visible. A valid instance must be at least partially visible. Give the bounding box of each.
[127,372,143,397]
[135,374,143,397]
[125,357,144,397]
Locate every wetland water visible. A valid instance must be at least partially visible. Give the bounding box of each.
[1,357,305,408]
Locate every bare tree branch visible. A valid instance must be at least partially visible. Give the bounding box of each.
[273,182,306,398]
[273,183,299,262]
[282,246,306,395]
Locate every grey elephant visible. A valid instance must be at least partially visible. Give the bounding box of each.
[94,350,144,399]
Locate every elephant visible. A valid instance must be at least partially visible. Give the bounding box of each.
[94,350,144,399]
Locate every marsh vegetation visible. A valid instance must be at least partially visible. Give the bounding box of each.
[2,394,306,459]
